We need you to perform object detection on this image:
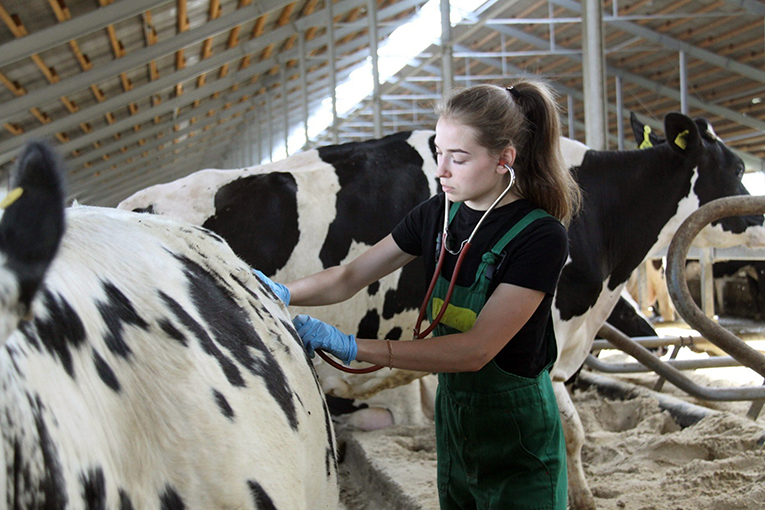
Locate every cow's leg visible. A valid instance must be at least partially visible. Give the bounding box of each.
[553,380,596,510]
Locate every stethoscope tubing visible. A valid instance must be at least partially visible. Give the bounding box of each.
[320,171,515,374]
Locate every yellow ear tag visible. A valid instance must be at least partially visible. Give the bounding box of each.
[639,125,653,149]
[674,129,689,150]
[0,187,23,209]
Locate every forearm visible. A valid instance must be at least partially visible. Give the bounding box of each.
[287,266,359,306]
[355,333,490,373]
[287,235,415,307]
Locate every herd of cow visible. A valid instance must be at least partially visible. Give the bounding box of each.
[1,111,762,508]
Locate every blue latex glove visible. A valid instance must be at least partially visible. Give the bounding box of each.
[292,314,357,365]
[252,268,290,306]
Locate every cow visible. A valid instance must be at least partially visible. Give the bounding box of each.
[119,131,441,431]
[118,112,751,509]
[628,112,765,322]
[554,113,752,508]
[601,293,657,340]
[0,142,339,508]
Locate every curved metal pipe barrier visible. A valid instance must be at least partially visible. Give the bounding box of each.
[665,195,765,379]
[586,353,745,373]
[594,322,765,401]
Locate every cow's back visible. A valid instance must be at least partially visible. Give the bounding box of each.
[2,206,338,509]
[118,131,439,345]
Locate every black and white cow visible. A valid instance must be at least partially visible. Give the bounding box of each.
[1,142,338,508]
[629,112,765,321]
[554,113,755,508]
[119,131,441,430]
[118,113,751,509]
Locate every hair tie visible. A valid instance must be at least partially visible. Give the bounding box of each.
[506,85,520,100]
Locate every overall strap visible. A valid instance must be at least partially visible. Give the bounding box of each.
[448,201,461,223]
[483,208,552,280]
[491,208,551,256]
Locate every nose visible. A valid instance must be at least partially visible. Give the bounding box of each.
[435,158,449,178]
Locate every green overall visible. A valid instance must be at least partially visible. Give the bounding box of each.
[428,205,567,510]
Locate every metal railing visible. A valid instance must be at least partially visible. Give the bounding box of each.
[588,196,765,420]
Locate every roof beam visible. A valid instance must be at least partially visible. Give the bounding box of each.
[0,0,415,162]
[0,0,171,68]
[552,0,765,84]
[69,98,257,191]
[71,51,360,186]
[0,0,301,124]
[722,0,765,16]
[79,142,230,206]
[74,64,352,197]
[50,1,416,171]
[77,132,232,205]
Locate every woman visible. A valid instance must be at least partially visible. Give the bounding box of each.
[257,81,580,509]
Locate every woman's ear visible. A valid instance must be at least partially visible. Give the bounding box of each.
[498,147,517,173]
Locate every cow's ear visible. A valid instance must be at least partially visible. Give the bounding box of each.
[629,112,644,146]
[630,112,664,148]
[664,112,701,155]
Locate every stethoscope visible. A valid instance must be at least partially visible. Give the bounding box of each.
[318,164,516,374]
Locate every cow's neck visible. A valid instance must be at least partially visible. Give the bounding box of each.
[576,146,697,290]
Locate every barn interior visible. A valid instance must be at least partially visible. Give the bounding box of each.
[1,0,764,205]
[0,1,764,508]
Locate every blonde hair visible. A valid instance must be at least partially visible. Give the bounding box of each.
[435,81,581,225]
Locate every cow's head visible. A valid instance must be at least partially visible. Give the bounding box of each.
[632,112,758,237]
[635,113,745,207]
[670,114,744,198]
[0,142,65,343]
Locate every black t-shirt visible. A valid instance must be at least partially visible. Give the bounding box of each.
[392,194,569,377]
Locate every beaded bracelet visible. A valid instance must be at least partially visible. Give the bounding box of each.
[386,340,393,370]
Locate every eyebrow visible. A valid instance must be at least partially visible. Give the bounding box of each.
[435,144,471,155]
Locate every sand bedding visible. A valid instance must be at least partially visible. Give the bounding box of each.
[338,381,765,510]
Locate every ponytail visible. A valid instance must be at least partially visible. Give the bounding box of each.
[435,81,581,225]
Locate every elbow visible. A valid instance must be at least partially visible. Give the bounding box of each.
[462,349,494,373]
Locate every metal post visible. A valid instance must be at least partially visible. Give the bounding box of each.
[255,117,262,164]
[245,114,253,167]
[281,65,289,156]
[567,94,575,140]
[368,0,382,138]
[298,30,310,146]
[440,0,453,96]
[653,344,681,392]
[548,0,555,52]
[700,247,715,318]
[679,50,688,115]
[615,75,624,150]
[581,0,607,150]
[267,93,273,162]
[328,0,339,144]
